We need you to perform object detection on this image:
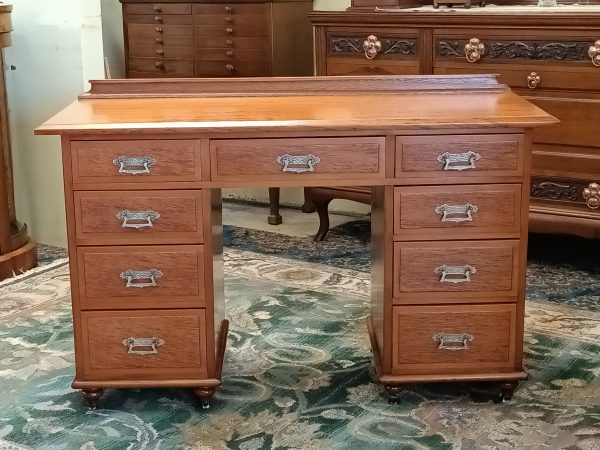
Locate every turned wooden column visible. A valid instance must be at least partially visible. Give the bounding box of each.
[0,4,37,280]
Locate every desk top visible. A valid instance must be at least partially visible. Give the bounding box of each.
[35,75,557,136]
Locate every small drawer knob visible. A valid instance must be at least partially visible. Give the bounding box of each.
[226,39,233,46]
[154,16,163,23]
[155,61,165,69]
[155,26,163,33]
[225,27,233,34]
[226,64,235,71]
[589,40,600,67]
[465,37,485,63]
[527,72,541,89]
[156,49,164,55]
[225,16,233,23]
[155,37,163,44]
[225,6,233,12]
[153,5,161,12]
[226,50,234,57]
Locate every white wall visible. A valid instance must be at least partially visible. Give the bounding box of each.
[5,0,105,247]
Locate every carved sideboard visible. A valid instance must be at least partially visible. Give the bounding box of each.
[35,75,555,407]
[311,7,600,238]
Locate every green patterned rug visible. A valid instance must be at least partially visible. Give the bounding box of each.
[0,226,599,449]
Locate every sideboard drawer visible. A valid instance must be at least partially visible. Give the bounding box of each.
[393,240,519,302]
[74,190,203,245]
[129,57,193,75]
[393,184,522,240]
[395,134,524,179]
[128,24,193,37]
[81,309,208,380]
[78,245,206,310]
[392,304,516,375]
[210,137,385,181]
[192,3,268,16]
[71,140,202,183]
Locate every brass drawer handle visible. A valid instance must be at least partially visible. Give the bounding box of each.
[434,264,477,283]
[433,332,474,351]
[435,203,479,222]
[465,38,485,63]
[116,210,160,228]
[122,337,165,355]
[112,155,156,174]
[276,154,321,173]
[437,150,481,171]
[363,35,382,60]
[589,40,600,67]
[527,72,541,89]
[583,182,600,209]
[120,269,163,288]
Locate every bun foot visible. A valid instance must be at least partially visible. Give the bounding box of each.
[384,385,404,404]
[82,388,104,409]
[497,381,520,402]
[194,387,216,409]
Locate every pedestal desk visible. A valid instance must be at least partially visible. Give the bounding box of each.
[35,75,556,408]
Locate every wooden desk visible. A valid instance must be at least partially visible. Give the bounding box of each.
[35,75,556,408]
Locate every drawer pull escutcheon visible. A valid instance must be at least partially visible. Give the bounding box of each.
[122,337,165,355]
[437,150,480,171]
[120,269,163,288]
[527,72,541,89]
[434,264,477,283]
[465,38,485,63]
[589,40,600,67]
[116,210,160,228]
[582,182,600,209]
[433,332,474,351]
[276,154,321,173]
[363,35,382,60]
[112,155,157,174]
[434,203,479,222]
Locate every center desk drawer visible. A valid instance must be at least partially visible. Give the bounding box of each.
[396,134,524,179]
[80,309,208,381]
[392,304,516,375]
[74,190,203,245]
[71,140,202,183]
[393,240,520,303]
[393,184,522,240]
[210,137,386,182]
[77,245,206,310]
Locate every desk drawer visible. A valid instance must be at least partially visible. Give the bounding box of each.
[74,190,203,245]
[392,304,516,375]
[81,309,208,380]
[395,134,524,179]
[210,137,385,181]
[71,140,201,183]
[129,57,193,75]
[393,240,519,303]
[195,60,267,77]
[192,3,268,15]
[78,245,205,310]
[128,24,193,37]
[393,184,521,240]
[195,24,268,38]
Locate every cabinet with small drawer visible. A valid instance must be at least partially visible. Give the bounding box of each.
[312,10,600,238]
[122,0,313,79]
